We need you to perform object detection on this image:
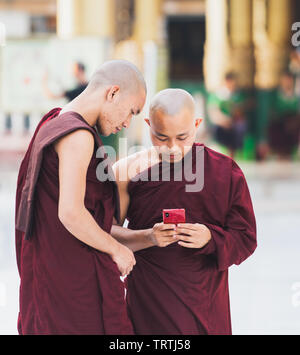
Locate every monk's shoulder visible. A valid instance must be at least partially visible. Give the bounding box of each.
[203,145,245,180]
[113,148,156,181]
[38,110,95,148]
[53,125,94,155]
[203,145,232,166]
[113,150,142,172]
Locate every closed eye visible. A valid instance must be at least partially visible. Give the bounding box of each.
[157,137,168,142]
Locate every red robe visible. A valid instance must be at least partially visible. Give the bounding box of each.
[15,108,133,335]
[126,143,257,335]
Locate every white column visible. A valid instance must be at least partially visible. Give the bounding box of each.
[204,0,230,91]
[56,0,78,39]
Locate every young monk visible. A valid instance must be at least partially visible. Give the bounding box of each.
[111,88,257,335]
[15,60,146,335]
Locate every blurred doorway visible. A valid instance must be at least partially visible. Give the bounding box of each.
[167,15,206,91]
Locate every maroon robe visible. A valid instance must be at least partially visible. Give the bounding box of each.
[15,108,133,335]
[126,143,257,335]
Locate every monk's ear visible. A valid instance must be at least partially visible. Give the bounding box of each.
[107,85,120,102]
[144,118,151,127]
[195,118,203,128]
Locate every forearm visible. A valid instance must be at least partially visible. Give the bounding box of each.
[60,206,120,256]
[111,225,154,252]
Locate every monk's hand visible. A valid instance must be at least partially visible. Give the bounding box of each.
[111,243,136,276]
[176,223,212,249]
[150,222,178,248]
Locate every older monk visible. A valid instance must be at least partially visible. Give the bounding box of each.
[112,88,257,335]
[15,60,146,335]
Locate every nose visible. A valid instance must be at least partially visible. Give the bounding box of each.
[122,117,132,129]
[166,139,177,150]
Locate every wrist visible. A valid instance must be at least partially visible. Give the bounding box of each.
[144,228,156,247]
[108,237,121,258]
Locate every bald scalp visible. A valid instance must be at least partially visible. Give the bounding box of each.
[87,60,147,95]
[150,89,195,119]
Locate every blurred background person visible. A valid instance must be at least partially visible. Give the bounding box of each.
[267,71,300,160]
[42,61,88,102]
[289,48,300,97]
[207,72,249,158]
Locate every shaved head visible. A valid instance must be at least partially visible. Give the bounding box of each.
[149,88,195,119]
[71,60,147,136]
[60,60,146,137]
[87,59,147,95]
[145,88,202,163]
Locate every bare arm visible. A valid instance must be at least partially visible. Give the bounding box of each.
[111,224,154,252]
[111,223,178,252]
[111,158,178,252]
[111,158,153,252]
[55,129,135,275]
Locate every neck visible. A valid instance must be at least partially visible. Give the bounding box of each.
[60,91,102,127]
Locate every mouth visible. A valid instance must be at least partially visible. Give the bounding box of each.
[164,152,182,161]
[169,152,181,157]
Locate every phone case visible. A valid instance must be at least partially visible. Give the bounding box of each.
[163,209,186,225]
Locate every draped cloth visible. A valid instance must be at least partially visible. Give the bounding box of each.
[126,144,257,335]
[15,108,133,335]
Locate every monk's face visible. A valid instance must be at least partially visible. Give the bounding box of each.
[147,108,202,163]
[98,88,146,136]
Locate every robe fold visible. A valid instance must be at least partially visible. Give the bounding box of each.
[126,143,257,335]
[15,108,133,335]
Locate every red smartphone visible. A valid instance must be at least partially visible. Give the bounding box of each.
[163,209,186,225]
